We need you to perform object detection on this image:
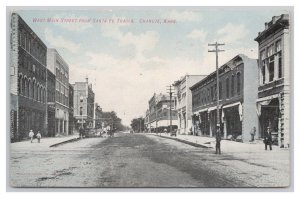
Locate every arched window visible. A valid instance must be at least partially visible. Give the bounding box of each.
[24,78,28,97]
[226,78,229,98]
[18,75,22,94]
[237,72,241,95]
[231,75,235,97]
[219,82,222,99]
[37,85,40,101]
[22,77,25,95]
[28,79,32,98]
[32,81,35,100]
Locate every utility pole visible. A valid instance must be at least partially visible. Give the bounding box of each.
[167,85,175,133]
[208,42,225,127]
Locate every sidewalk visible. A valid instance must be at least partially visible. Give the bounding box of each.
[10,133,80,152]
[151,133,287,153]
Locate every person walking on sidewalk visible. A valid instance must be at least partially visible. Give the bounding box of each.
[264,127,273,151]
[36,131,41,143]
[29,129,34,143]
[79,127,84,138]
[215,124,222,154]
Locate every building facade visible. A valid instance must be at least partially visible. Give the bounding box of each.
[47,68,56,137]
[47,48,70,135]
[68,83,74,135]
[10,13,47,142]
[254,14,290,147]
[73,78,95,129]
[146,93,178,132]
[173,75,206,135]
[190,54,258,142]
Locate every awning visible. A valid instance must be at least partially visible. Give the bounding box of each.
[256,94,280,116]
[208,106,217,112]
[222,101,241,109]
[256,94,280,102]
[222,102,243,122]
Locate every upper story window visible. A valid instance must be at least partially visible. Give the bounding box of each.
[219,82,222,100]
[237,72,241,95]
[231,75,235,97]
[276,40,283,78]
[226,78,229,98]
[267,44,274,57]
[260,40,283,85]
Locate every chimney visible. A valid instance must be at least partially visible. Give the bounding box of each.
[265,22,268,30]
[85,77,88,83]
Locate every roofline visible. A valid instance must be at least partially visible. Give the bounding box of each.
[189,54,251,90]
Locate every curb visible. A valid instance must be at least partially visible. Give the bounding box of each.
[152,134,213,148]
[49,137,81,147]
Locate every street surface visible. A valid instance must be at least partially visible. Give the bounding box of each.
[10,133,290,188]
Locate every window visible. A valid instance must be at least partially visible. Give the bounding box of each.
[278,51,282,78]
[211,86,214,101]
[268,55,275,82]
[276,40,282,79]
[237,72,241,95]
[226,78,229,98]
[219,82,222,100]
[260,50,266,84]
[275,40,281,52]
[231,75,235,97]
[267,45,274,57]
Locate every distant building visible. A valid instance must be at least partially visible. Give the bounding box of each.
[144,109,150,132]
[68,83,74,134]
[73,78,95,129]
[47,48,70,135]
[173,75,206,135]
[254,14,290,147]
[94,103,102,129]
[10,13,47,141]
[190,54,258,142]
[147,93,178,132]
[47,68,56,137]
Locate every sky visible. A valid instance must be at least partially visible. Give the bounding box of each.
[14,7,291,126]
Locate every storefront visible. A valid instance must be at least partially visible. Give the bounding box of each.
[256,94,281,145]
[222,102,243,140]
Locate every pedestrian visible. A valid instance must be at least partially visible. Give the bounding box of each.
[79,126,84,138]
[29,129,34,143]
[264,127,273,151]
[36,131,41,143]
[215,124,222,154]
[250,127,256,142]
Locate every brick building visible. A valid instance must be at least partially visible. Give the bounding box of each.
[146,93,178,132]
[254,14,291,147]
[190,54,258,142]
[10,13,47,141]
[73,78,95,129]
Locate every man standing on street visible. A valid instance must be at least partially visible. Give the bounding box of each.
[215,124,222,154]
[264,127,273,151]
[29,129,34,143]
[250,127,256,142]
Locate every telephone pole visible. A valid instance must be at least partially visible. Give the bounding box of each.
[208,42,225,127]
[167,85,175,133]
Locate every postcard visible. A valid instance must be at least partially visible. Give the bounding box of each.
[8,7,292,188]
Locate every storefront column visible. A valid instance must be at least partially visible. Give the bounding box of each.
[223,120,227,139]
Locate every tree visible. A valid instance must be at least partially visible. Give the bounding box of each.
[130,117,144,132]
[100,111,126,131]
